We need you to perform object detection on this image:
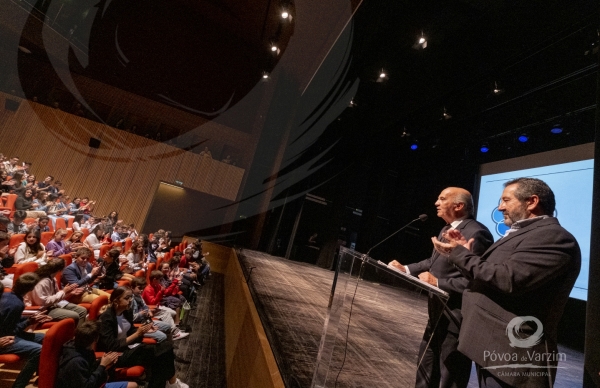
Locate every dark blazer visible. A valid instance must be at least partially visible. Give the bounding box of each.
[448,217,581,387]
[97,307,139,352]
[62,262,95,287]
[407,217,493,331]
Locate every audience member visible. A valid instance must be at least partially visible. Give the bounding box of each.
[45,228,72,256]
[7,210,29,235]
[61,248,110,303]
[14,230,48,265]
[26,258,87,325]
[0,273,52,388]
[97,287,189,388]
[57,321,137,388]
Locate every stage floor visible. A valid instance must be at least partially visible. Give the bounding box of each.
[239,249,584,388]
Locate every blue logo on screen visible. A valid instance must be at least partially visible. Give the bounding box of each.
[491,203,558,237]
[491,206,509,237]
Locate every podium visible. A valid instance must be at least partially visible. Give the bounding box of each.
[311,247,450,388]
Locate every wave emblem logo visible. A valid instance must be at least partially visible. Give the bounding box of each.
[506,316,544,348]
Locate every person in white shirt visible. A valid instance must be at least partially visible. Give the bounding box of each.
[14,230,48,265]
[84,225,106,258]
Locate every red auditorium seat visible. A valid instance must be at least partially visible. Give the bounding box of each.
[37,318,76,388]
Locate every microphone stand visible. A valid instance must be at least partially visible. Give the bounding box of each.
[364,215,427,259]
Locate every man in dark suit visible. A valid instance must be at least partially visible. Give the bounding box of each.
[62,247,110,303]
[433,178,580,388]
[390,187,493,388]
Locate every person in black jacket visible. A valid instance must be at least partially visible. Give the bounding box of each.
[96,249,134,289]
[57,321,137,388]
[97,286,188,388]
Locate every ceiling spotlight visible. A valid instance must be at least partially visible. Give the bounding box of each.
[401,127,410,137]
[413,31,427,49]
[410,142,418,150]
[441,107,452,120]
[377,69,388,83]
[492,81,504,95]
[550,124,563,134]
[348,99,356,107]
[261,71,270,81]
[518,134,529,143]
[270,44,278,52]
[480,144,490,153]
[281,10,289,18]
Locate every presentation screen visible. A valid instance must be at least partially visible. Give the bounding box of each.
[476,143,593,301]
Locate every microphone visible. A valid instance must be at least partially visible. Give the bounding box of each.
[366,214,428,256]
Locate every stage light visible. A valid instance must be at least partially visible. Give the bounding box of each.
[550,124,563,134]
[441,107,451,120]
[348,99,356,107]
[281,10,289,18]
[376,69,389,83]
[492,81,504,95]
[261,71,270,82]
[480,145,489,153]
[518,134,529,143]
[410,143,418,150]
[262,72,270,79]
[271,44,278,52]
[414,31,427,49]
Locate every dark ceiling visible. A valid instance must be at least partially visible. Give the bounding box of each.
[0,0,597,158]
[346,0,598,157]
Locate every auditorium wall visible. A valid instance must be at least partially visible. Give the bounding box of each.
[0,92,245,229]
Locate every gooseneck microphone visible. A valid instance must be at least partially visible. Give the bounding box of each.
[366,214,428,256]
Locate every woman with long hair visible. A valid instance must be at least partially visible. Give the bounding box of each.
[125,241,146,272]
[97,286,188,388]
[14,230,48,265]
[96,249,134,289]
[72,214,84,232]
[27,258,87,325]
[68,231,85,250]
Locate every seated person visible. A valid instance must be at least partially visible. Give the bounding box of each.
[110,226,125,243]
[130,277,187,341]
[97,287,189,388]
[125,241,146,272]
[26,258,87,325]
[2,171,26,197]
[7,210,29,235]
[0,273,52,388]
[46,194,71,227]
[14,230,48,265]
[81,216,98,230]
[166,256,197,301]
[62,248,111,302]
[145,234,159,264]
[32,191,49,213]
[127,224,138,239]
[0,231,15,289]
[129,278,181,343]
[58,321,137,388]
[142,270,183,325]
[45,228,73,257]
[96,249,135,289]
[68,231,86,250]
[72,214,84,232]
[34,215,51,233]
[15,188,46,218]
[35,175,53,192]
[84,225,107,258]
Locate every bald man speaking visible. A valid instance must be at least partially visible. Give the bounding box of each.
[390,187,493,388]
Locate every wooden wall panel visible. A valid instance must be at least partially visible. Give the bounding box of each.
[0,93,244,228]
